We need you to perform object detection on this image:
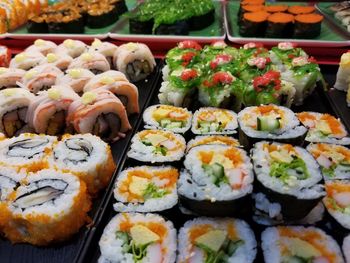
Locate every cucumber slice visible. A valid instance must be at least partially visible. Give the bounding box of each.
[203,163,226,186]
[199,121,211,133]
[160,119,171,128]
[167,121,183,129]
[257,116,280,132]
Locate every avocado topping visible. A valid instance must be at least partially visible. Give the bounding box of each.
[202,163,229,187]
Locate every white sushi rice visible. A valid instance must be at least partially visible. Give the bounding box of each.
[177,217,257,263]
[113,166,178,212]
[0,167,26,202]
[161,65,170,81]
[342,235,350,263]
[99,213,176,263]
[186,135,240,153]
[158,81,188,107]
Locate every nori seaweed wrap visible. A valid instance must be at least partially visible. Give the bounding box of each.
[27,13,48,33]
[293,13,324,39]
[187,0,215,31]
[86,3,118,28]
[239,11,269,37]
[265,12,294,38]
[48,10,84,34]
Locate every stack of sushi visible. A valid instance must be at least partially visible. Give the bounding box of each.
[0,39,156,141]
[0,132,116,245]
[238,0,324,39]
[159,40,324,111]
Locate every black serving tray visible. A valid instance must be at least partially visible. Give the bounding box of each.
[0,60,163,263]
[76,64,349,263]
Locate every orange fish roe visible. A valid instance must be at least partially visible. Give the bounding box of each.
[297,112,316,122]
[224,148,243,166]
[189,224,213,243]
[199,151,214,164]
[320,114,344,135]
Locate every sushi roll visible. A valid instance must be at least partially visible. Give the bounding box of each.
[238,105,307,149]
[238,5,265,25]
[128,0,157,34]
[68,52,110,74]
[252,141,325,220]
[307,143,350,180]
[201,45,239,74]
[10,51,45,71]
[188,0,215,31]
[113,42,156,82]
[343,235,350,263]
[261,226,345,263]
[26,86,79,136]
[323,180,350,230]
[238,42,269,63]
[86,3,118,28]
[89,39,118,68]
[0,67,26,90]
[113,166,178,212]
[191,108,238,135]
[49,133,116,195]
[143,104,192,133]
[19,64,63,94]
[27,13,48,33]
[127,130,186,163]
[56,39,88,59]
[109,0,128,16]
[67,89,131,142]
[0,45,10,67]
[297,112,350,145]
[334,51,350,91]
[0,133,56,172]
[83,70,129,90]
[238,55,273,84]
[287,5,315,15]
[178,217,257,263]
[47,9,85,34]
[57,68,95,94]
[0,167,26,203]
[293,13,324,39]
[0,169,91,245]
[0,88,35,137]
[153,6,190,36]
[186,135,240,153]
[265,12,294,38]
[25,39,57,56]
[239,11,270,37]
[98,213,176,263]
[264,5,288,13]
[40,52,73,71]
[178,145,254,216]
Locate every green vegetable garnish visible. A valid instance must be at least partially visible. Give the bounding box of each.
[143,183,168,199]
[202,163,228,187]
[270,157,309,184]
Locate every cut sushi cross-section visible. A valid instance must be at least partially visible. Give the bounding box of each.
[186,135,240,153]
[269,42,308,69]
[0,167,25,202]
[0,67,26,90]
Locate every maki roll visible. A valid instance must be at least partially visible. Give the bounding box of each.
[56,39,88,59]
[0,133,56,172]
[128,0,157,34]
[186,135,240,153]
[334,51,350,91]
[288,5,316,15]
[265,12,294,38]
[109,0,128,16]
[26,86,79,136]
[57,68,95,94]
[0,88,35,137]
[86,3,118,28]
[10,51,45,70]
[238,105,307,149]
[98,213,176,263]
[0,169,91,245]
[40,52,73,71]
[113,166,178,212]
[0,67,26,90]
[261,226,345,263]
[179,145,254,216]
[323,180,350,230]
[307,143,350,180]
[252,141,325,220]
[293,13,324,39]
[188,0,215,31]
[143,104,192,133]
[191,108,238,135]
[47,9,84,34]
[264,5,288,13]
[113,43,156,82]
[27,13,48,33]
[49,134,116,195]
[297,112,350,145]
[25,39,57,56]
[68,52,110,74]
[343,235,350,263]
[178,217,257,263]
[89,39,118,68]
[238,5,265,25]
[127,130,186,163]
[239,11,270,37]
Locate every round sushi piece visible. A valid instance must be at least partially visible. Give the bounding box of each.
[264,5,288,13]
[40,52,73,71]
[179,145,254,216]
[0,88,35,137]
[57,68,95,94]
[98,212,176,263]
[293,13,323,39]
[89,39,118,68]
[288,5,315,15]
[297,112,350,145]
[50,133,116,195]
[25,39,57,56]
[186,135,240,153]
[343,235,350,263]
[0,133,57,172]
[178,217,257,263]
[0,67,26,90]
[68,52,110,74]
[0,167,26,203]
[113,42,156,82]
[56,39,88,59]
[127,130,186,163]
[265,12,294,38]
[192,108,238,135]
[252,141,325,220]
[143,104,192,133]
[113,166,178,212]
[261,226,345,263]
[238,105,307,149]
[84,70,129,90]
[10,51,45,71]
[307,143,350,180]
[323,180,350,230]
[86,3,118,28]
[0,169,91,245]
[239,11,269,37]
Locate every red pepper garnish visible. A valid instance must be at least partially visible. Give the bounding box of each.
[178,41,202,51]
[181,69,198,81]
[253,70,281,92]
[210,54,232,69]
[308,56,317,63]
[181,52,196,67]
[212,72,234,85]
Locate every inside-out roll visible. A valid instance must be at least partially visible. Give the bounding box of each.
[89,39,118,67]
[0,167,25,203]
[57,68,95,94]
[68,51,110,74]
[56,39,88,59]
[10,51,45,70]
[25,39,57,56]
[39,52,73,71]
[0,67,25,90]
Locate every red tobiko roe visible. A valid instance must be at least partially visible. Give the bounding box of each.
[210,54,232,69]
[212,72,234,85]
[181,69,198,81]
[308,56,317,63]
[288,54,295,59]
[253,70,281,91]
[181,52,196,66]
[178,40,202,51]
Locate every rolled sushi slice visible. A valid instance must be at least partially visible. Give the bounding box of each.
[186,135,240,153]
[179,145,254,216]
[343,235,350,263]
[50,133,116,195]
[334,51,350,91]
[0,67,25,90]
[83,70,128,90]
[188,0,215,31]
[0,88,35,137]
[0,167,26,203]
[293,13,324,39]
[98,213,176,263]
[143,104,192,133]
[89,39,118,68]
[202,46,239,74]
[114,42,156,82]
[0,169,91,245]
[67,89,131,142]
[238,42,269,63]
[192,108,238,135]
[0,133,56,172]
[178,217,257,263]
[265,13,294,38]
[252,141,325,220]
[261,226,345,263]
[68,52,110,74]
[238,105,307,149]
[25,39,57,56]
[307,143,350,180]
[297,112,350,145]
[238,55,274,83]
[40,52,73,71]
[127,130,186,163]
[9,51,45,70]
[57,68,95,94]
[113,166,178,212]
[239,11,269,37]
[56,39,88,59]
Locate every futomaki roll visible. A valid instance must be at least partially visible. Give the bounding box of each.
[113,166,178,212]
[178,217,257,263]
[10,51,45,70]
[186,135,240,153]
[56,39,88,59]
[25,39,57,56]
[57,68,95,94]
[0,67,26,90]
[68,52,110,74]
[98,213,176,263]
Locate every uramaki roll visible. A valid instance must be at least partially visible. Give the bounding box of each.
[266,12,294,38]
[293,13,323,39]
